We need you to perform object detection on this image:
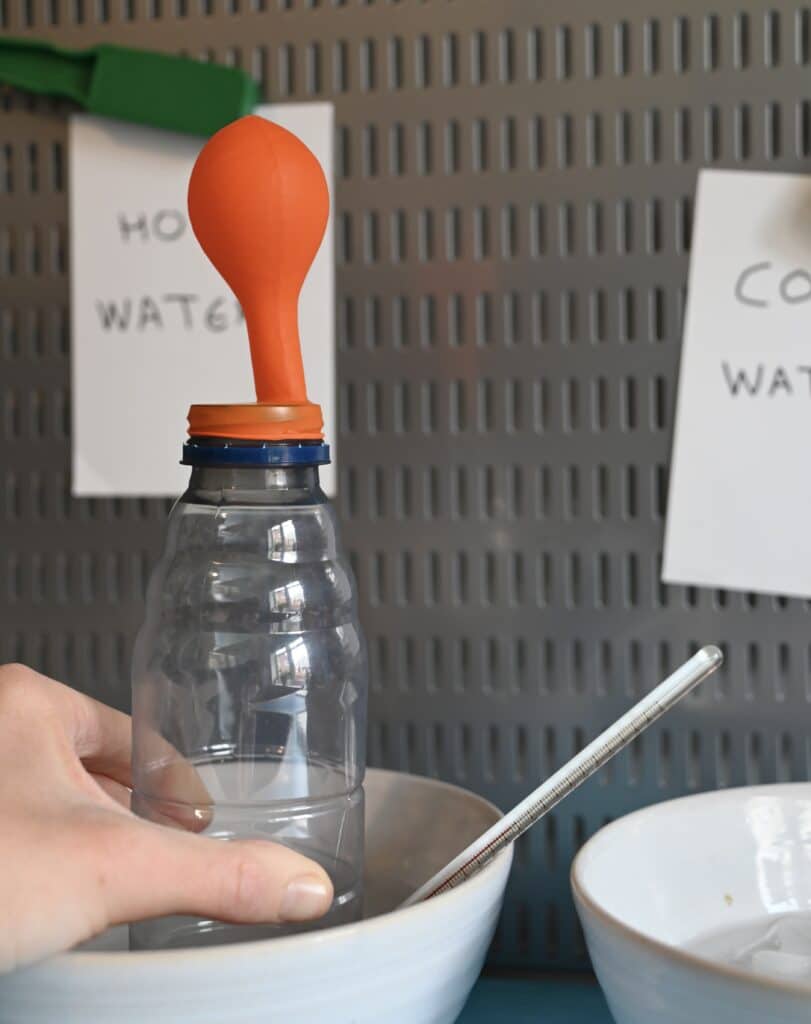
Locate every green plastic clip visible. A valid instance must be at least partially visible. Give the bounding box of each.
[0,37,258,137]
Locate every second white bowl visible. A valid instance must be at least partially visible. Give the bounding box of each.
[572,783,811,1024]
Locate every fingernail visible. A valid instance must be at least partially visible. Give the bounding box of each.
[280,875,332,922]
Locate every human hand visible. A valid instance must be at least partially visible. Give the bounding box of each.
[0,663,333,972]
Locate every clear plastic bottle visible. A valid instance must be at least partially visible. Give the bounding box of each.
[130,442,367,949]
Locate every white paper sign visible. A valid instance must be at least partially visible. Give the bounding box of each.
[663,169,811,598]
[69,103,335,497]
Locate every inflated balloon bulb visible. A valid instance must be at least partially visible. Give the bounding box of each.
[130,117,368,950]
[185,114,328,440]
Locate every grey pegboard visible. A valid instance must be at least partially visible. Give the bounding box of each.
[3,1,811,970]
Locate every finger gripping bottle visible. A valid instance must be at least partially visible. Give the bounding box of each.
[130,117,367,950]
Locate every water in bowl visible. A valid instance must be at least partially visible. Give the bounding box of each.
[688,913,811,982]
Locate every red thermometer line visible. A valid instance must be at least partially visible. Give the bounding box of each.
[401,645,724,907]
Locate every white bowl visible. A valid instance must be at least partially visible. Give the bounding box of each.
[0,769,511,1024]
[572,783,811,1024]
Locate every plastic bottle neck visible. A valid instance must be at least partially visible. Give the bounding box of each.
[184,464,324,506]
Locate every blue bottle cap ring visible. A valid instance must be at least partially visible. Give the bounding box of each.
[182,438,330,467]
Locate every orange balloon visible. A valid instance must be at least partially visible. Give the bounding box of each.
[186,115,328,439]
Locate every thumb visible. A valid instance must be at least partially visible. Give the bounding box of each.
[94,816,334,931]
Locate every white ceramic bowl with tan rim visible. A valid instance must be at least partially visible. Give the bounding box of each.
[572,783,811,1024]
[0,769,512,1024]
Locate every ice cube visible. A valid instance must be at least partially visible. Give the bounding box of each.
[751,949,811,979]
[769,916,811,956]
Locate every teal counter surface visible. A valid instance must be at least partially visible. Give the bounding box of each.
[460,975,612,1023]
